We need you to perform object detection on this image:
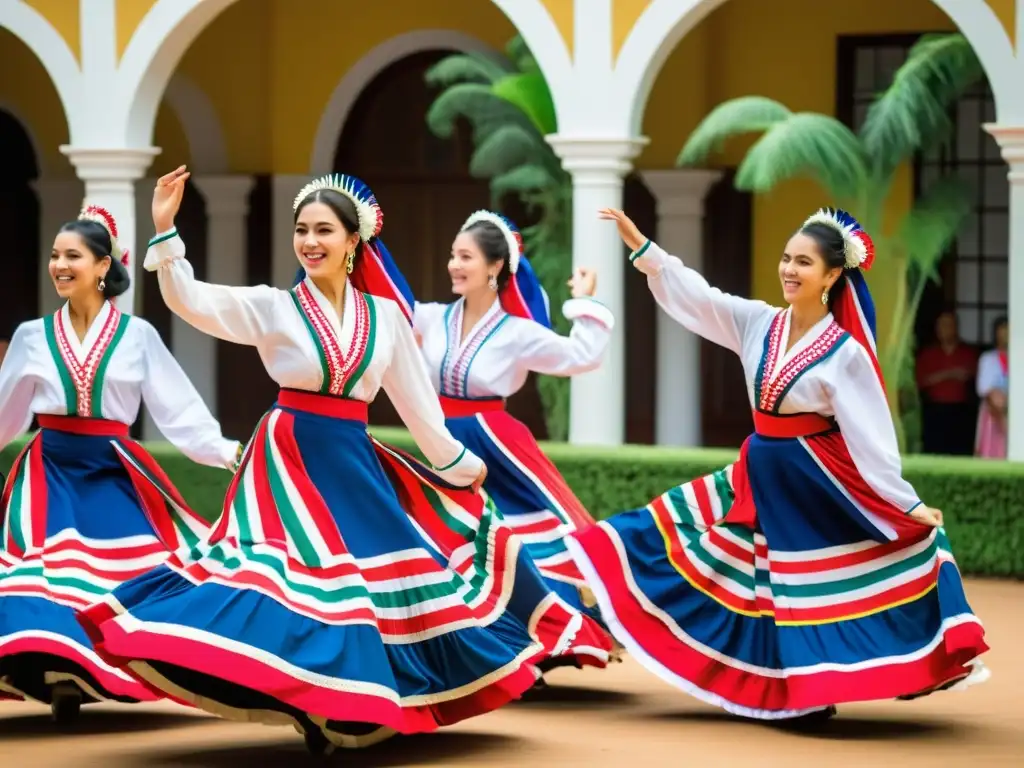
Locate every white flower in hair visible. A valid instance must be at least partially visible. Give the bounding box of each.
[461,210,524,274]
[79,204,129,267]
[802,207,875,271]
[292,173,383,243]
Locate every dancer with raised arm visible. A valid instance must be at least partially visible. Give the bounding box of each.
[0,205,240,723]
[80,168,583,754]
[568,207,989,722]
[414,210,616,676]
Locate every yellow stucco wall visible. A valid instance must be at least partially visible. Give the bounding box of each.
[159,0,518,174]
[22,0,80,61]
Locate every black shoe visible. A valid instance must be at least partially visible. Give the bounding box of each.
[303,726,334,756]
[50,682,82,726]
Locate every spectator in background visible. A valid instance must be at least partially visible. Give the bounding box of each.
[975,316,1009,459]
[916,309,978,455]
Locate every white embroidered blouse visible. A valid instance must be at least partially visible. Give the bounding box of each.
[0,301,240,469]
[142,228,483,487]
[414,296,614,400]
[632,240,922,514]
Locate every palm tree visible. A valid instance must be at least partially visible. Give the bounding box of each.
[424,36,574,440]
[678,33,985,448]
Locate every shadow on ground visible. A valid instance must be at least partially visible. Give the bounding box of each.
[144,731,521,767]
[514,683,637,709]
[644,710,972,741]
[0,709,212,740]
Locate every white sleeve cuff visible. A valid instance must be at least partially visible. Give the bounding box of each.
[144,228,185,272]
[562,297,615,330]
[629,240,671,276]
[433,445,484,488]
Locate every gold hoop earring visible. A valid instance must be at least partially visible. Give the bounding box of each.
[346,251,355,275]
[821,287,829,305]
[488,274,498,291]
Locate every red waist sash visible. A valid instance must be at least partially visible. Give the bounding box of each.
[277,389,369,423]
[37,415,130,437]
[753,411,835,438]
[438,395,506,419]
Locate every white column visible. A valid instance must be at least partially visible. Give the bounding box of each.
[30,178,85,317]
[59,147,160,316]
[133,177,161,441]
[985,125,1024,461]
[272,175,309,289]
[190,175,256,416]
[547,137,647,446]
[641,169,722,447]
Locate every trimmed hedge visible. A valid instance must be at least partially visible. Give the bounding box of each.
[4,429,1023,578]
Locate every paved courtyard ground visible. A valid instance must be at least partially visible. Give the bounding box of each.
[3,578,1021,767]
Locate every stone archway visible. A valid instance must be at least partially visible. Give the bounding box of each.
[117,0,573,151]
[613,0,1022,136]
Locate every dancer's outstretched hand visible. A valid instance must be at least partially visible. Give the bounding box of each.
[598,208,647,253]
[153,165,190,233]
[909,505,943,528]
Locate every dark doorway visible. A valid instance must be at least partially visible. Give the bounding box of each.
[0,109,40,340]
[335,50,549,436]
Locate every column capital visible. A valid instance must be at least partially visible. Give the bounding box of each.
[59,146,160,182]
[983,124,1024,181]
[546,135,649,178]
[192,175,256,217]
[641,168,723,218]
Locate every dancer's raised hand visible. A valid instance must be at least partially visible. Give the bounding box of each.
[598,208,647,253]
[568,267,597,298]
[153,165,190,233]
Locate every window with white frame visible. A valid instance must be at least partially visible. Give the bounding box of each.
[838,34,1007,346]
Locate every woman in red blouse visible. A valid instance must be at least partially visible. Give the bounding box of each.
[915,310,978,455]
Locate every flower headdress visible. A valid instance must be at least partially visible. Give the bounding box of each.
[292,173,383,243]
[460,209,549,328]
[803,207,885,391]
[290,173,414,322]
[79,204,129,267]
[461,210,524,275]
[802,207,875,271]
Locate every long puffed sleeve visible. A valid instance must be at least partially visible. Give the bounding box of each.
[413,301,447,337]
[829,342,922,515]
[631,240,775,354]
[138,320,241,470]
[145,228,278,347]
[976,349,1006,397]
[381,301,483,487]
[517,297,614,377]
[0,324,37,450]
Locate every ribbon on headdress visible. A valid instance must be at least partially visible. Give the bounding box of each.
[803,207,884,391]
[461,210,551,329]
[292,173,414,322]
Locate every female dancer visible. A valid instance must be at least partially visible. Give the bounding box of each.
[414,210,616,674]
[975,316,1008,458]
[569,207,989,721]
[80,169,586,754]
[0,205,240,722]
